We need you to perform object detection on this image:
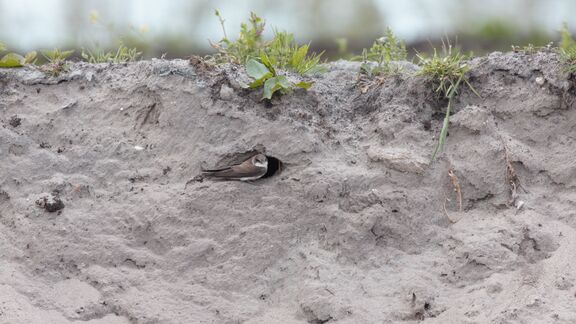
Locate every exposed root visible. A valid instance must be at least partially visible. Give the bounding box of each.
[442,196,457,223]
[356,75,385,94]
[501,138,525,207]
[448,168,463,212]
[443,166,463,223]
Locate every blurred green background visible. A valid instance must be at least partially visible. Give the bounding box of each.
[1,0,575,59]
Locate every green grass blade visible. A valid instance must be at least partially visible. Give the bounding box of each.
[431,99,452,160]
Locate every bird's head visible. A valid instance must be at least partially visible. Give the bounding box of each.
[252,154,268,168]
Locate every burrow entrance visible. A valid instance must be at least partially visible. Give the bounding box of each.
[210,149,283,179]
[262,155,282,178]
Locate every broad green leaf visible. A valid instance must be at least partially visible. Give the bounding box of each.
[263,76,286,100]
[24,51,37,64]
[263,77,277,99]
[294,81,313,90]
[0,53,24,68]
[0,42,6,52]
[275,75,291,88]
[248,78,266,89]
[246,59,271,80]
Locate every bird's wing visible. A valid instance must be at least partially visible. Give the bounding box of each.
[201,165,233,172]
[205,165,266,178]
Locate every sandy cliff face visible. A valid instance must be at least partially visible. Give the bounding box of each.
[1,52,576,323]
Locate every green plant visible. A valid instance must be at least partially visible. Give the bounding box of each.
[0,42,37,68]
[211,11,324,76]
[210,10,265,65]
[416,42,479,159]
[82,43,141,63]
[511,43,536,54]
[335,38,349,59]
[264,30,325,75]
[355,28,407,77]
[83,10,144,63]
[40,48,74,76]
[245,57,312,100]
[211,11,323,99]
[559,23,576,74]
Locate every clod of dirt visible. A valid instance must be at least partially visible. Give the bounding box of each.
[35,193,65,212]
[8,115,21,127]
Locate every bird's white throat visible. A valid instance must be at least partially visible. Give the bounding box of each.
[254,161,267,168]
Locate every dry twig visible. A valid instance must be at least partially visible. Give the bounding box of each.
[442,195,457,223]
[443,166,463,223]
[501,139,524,206]
[448,168,463,212]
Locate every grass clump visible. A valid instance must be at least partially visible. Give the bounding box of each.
[211,11,324,99]
[83,10,143,64]
[510,42,553,54]
[416,42,479,160]
[82,43,141,63]
[211,11,324,75]
[263,30,324,75]
[210,11,265,65]
[558,23,576,74]
[356,28,407,77]
[511,43,537,54]
[40,48,74,76]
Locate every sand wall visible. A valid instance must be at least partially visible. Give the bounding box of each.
[1,52,576,323]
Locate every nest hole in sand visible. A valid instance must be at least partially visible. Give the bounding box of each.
[262,155,282,178]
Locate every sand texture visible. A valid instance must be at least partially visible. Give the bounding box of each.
[1,51,576,323]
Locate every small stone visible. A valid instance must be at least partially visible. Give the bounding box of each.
[535,77,545,85]
[134,145,144,151]
[450,105,490,133]
[219,84,234,101]
[61,101,77,110]
[36,193,65,212]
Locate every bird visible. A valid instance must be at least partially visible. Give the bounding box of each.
[201,154,268,181]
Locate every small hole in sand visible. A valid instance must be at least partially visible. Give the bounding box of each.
[262,155,283,178]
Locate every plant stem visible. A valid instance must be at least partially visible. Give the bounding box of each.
[431,75,464,160]
[432,97,452,160]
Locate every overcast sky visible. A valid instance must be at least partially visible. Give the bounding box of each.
[1,0,575,51]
